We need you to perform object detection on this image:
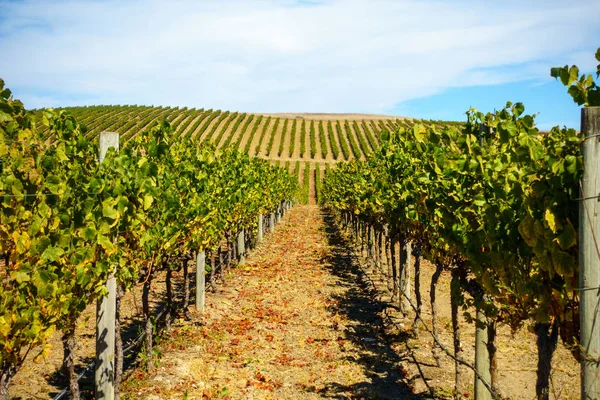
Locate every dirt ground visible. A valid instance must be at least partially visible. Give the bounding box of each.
[115,206,579,400]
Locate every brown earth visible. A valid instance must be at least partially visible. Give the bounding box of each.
[116,206,579,400]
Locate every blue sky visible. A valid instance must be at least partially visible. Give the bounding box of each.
[0,0,598,130]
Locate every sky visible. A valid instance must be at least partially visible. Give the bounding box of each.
[0,0,598,130]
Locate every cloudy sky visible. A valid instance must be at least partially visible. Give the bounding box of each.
[1,0,598,129]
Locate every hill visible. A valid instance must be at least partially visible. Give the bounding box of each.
[36,106,414,204]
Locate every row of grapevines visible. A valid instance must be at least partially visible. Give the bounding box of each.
[192,109,221,140]
[322,98,584,397]
[0,80,297,398]
[123,106,173,140]
[87,106,145,138]
[243,115,263,153]
[116,106,167,137]
[359,120,378,151]
[117,106,157,135]
[222,113,246,148]
[302,162,310,204]
[318,121,328,159]
[327,121,339,159]
[202,110,228,143]
[335,121,350,160]
[350,121,371,156]
[170,107,193,132]
[212,111,236,146]
[285,119,296,157]
[265,118,280,156]
[299,119,306,158]
[309,120,316,159]
[343,120,362,159]
[174,108,204,135]
[253,116,271,155]
[234,114,254,148]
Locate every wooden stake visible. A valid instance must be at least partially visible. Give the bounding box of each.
[258,214,264,242]
[196,251,206,312]
[237,230,246,265]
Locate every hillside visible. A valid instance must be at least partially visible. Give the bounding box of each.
[37,106,412,204]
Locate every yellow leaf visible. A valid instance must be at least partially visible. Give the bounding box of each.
[544,208,562,234]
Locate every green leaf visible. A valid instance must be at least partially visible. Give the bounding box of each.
[97,234,116,255]
[568,65,580,86]
[143,194,154,210]
[82,226,97,241]
[551,245,575,277]
[102,203,119,220]
[518,216,537,247]
[556,219,577,250]
[41,246,64,262]
[544,208,561,234]
[513,102,525,117]
[473,194,486,206]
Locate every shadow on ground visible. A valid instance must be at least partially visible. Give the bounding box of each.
[311,211,433,400]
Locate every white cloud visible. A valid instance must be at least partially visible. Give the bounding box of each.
[0,0,598,112]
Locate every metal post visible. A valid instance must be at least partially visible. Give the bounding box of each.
[196,251,205,312]
[95,132,119,400]
[580,106,600,399]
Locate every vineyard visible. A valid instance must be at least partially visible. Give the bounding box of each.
[1,48,600,400]
[31,106,441,205]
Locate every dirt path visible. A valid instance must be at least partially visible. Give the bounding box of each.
[122,206,417,400]
[116,205,579,400]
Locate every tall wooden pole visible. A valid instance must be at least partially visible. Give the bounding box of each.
[474,126,492,400]
[95,132,119,400]
[580,106,600,400]
[474,305,492,400]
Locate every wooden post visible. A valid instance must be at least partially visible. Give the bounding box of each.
[270,212,275,233]
[258,215,264,242]
[474,306,492,400]
[196,251,205,312]
[474,124,492,400]
[95,132,119,400]
[400,241,412,315]
[580,106,600,400]
[276,205,282,224]
[237,230,246,265]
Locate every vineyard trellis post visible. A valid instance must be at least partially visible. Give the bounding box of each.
[95,131,119,400]
[270,212,276,233]
[237,230,246,265]
[472,124,492,400]
[580,106,600,400]
[474,301,492,400]
[196,251,206,312]
[258,214,263,242]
